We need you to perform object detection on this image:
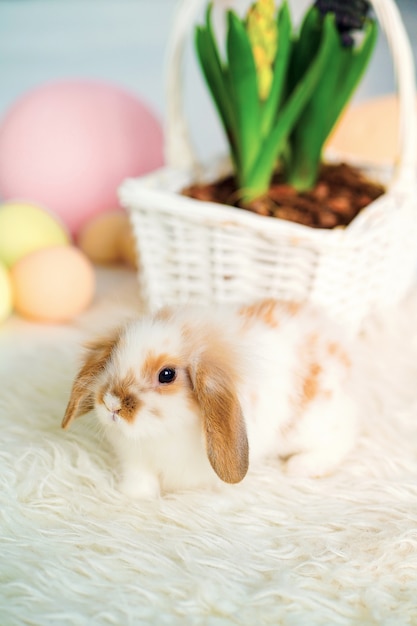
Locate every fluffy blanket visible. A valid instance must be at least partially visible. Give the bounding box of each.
[1,267,417,626]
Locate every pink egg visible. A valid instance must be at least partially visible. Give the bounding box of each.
[0,80,164,235]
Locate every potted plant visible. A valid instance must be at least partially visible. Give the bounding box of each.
[184,0,384,229]
[120,0,417,334]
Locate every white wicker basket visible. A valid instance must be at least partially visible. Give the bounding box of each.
[120,0,417,334]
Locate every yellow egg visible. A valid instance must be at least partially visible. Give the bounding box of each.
[0,261,13,322]
[11,245,95,323]
[78,210,129,264]
[0,201,70,268]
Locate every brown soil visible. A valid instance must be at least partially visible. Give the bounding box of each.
[181,162,385,229]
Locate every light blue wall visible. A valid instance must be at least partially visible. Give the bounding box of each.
[0,1,175,117]
[0,0,416,161]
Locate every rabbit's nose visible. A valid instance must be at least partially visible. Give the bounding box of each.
[111,409,121,422]
[103,392,121,414]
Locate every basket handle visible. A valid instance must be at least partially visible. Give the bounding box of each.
[164,0,417,186]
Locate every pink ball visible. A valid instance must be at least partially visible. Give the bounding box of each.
[0,80,164,235]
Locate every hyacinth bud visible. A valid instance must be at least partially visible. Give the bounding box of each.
[246,0,278,100]
[314,0,371,46]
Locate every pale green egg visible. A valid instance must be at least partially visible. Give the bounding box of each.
[0,201,70,267]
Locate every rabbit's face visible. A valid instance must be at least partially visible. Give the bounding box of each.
[62,314,249,484]
[93,324,200,441]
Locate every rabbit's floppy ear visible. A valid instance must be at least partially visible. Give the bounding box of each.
[62,329,120,429]
[189,340,249,484]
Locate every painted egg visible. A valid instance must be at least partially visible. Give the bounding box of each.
[78,210,129,264]
[0,201,69,268]
[11,245,95,322]
[118,218,138,269]
[327,94,411,165]
[78,209,138,268]
[0,80,164,236]
[0,261,12,322]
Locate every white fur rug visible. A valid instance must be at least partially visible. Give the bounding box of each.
[2,267,417,626]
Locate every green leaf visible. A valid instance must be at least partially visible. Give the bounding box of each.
[261,0,292,136]
[226,9,262,186]
[287,6,323,94]
[327,19,378,138]
[287,16,378,190]
[195,5,239,169]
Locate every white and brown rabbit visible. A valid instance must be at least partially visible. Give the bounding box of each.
[62,298,358,499]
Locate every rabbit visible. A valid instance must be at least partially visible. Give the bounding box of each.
[62,298,359,499]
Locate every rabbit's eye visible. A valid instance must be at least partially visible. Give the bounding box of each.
[158,367,176,384]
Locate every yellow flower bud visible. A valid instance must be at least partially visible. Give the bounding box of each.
[246,0,278,100]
